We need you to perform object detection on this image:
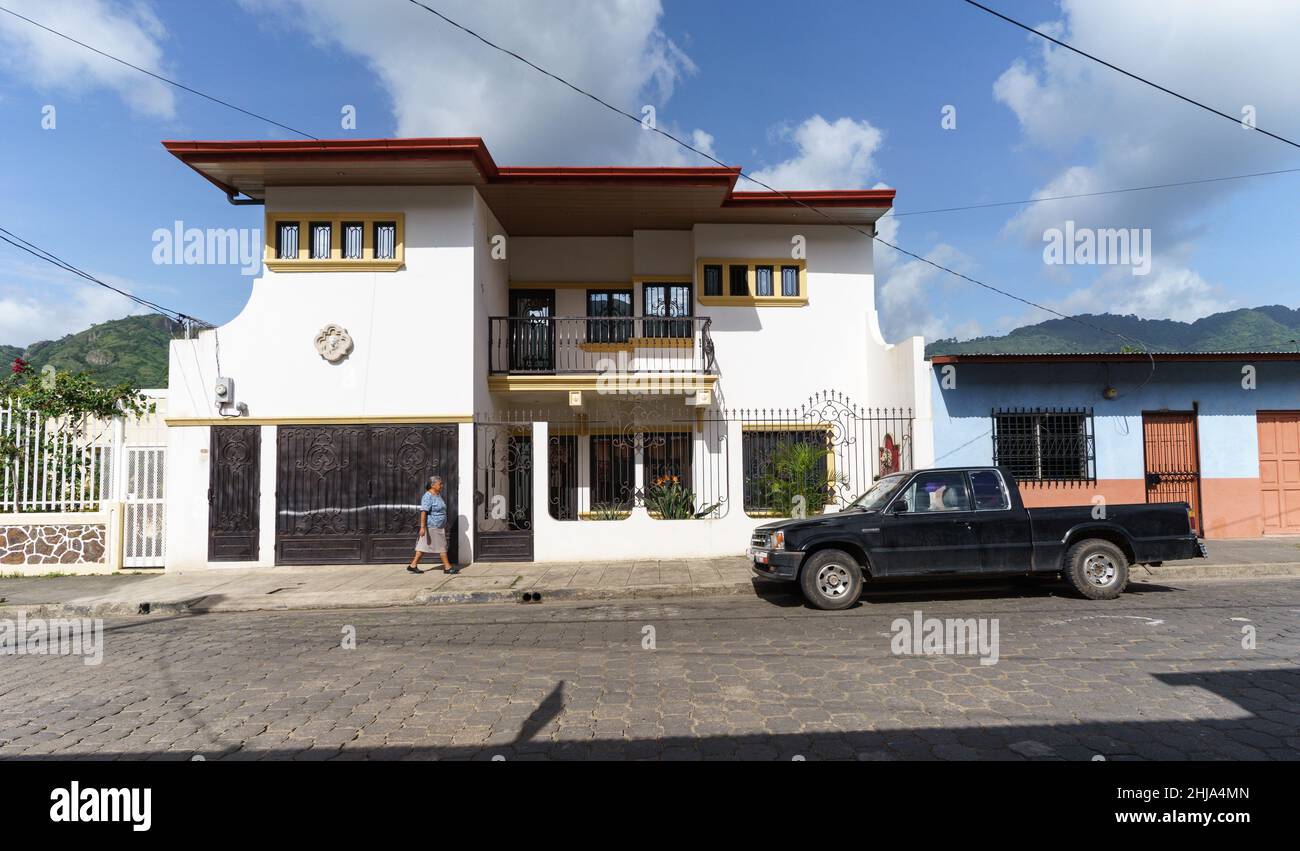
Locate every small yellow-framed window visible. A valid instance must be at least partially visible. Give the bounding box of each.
[264,212,405,271]
[696,258,807,306]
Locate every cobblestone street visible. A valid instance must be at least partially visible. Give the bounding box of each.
[2,578,1298,761]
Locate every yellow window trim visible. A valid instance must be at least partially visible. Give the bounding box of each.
[265,212,405,272]
[695,258,807,306]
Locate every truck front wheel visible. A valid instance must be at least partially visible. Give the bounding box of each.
[799,549,864,610]
[1063,539,1129,600]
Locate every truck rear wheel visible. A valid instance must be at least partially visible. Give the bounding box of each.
[799,549,864,610]
[1063,539,1129,600]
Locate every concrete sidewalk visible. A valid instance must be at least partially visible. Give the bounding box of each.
[2,537,1298,617]
[0,558,759,616]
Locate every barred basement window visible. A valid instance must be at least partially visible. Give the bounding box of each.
[992,407,1095,482]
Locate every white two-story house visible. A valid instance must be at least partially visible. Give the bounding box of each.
[162,137,933,569]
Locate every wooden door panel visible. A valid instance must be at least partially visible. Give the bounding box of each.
[1258,412,1300,533]
[1142,412,1201,534]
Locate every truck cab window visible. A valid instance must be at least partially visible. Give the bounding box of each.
[898,473,970,513]
[970,470,1010,510]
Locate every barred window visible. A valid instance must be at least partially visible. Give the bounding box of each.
[742,428,832,516]
[992,408,1094,482]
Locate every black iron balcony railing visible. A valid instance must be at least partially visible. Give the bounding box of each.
[488,316,715,375]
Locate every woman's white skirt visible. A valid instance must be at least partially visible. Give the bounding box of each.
[415,527,447,554]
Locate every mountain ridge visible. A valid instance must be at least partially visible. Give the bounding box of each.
[925,306,1300,356]
[2,314,179,388]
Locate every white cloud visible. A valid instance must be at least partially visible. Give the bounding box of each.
[0,258,146,347]
[992,0,1300,321]
[1056,261,1231,323]
[0,0,175,118]
[239,0,705,164]
[746,115,884,190]
[876,242,981,342]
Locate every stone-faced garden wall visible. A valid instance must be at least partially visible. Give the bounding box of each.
[0,523,106,565]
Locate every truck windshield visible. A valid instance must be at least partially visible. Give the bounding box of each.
[843,474,907,511]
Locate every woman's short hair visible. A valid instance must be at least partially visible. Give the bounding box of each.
[428,475,442,489]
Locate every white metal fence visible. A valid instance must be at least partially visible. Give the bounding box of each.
[1,396,168,567]
[0,401,115,513]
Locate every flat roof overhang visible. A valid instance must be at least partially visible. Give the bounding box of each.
[163,137,895,236]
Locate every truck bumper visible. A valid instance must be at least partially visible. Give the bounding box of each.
[749,548,802,581]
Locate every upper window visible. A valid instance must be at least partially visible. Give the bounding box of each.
[993,408,1095,482]
[342,222,364,259]
[586,289,633,343]
[309,222,332,259]
[702,264,723,296]
[275,222,299,260]
[643,282,692,338]
[697,258,807,306]
[265,213,404,271]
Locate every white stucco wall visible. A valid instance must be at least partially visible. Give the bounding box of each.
[168,186,479,422]
[163,184,927,568]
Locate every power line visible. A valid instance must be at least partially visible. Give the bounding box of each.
[0,225,209,326]
[0,3,317,141]
[961,0,1300,152]
[401,0,1157,360]
[885,165,1300,218]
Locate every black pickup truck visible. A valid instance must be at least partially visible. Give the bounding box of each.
[748,466,1206,610]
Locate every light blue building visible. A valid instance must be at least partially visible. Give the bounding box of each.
[928,352,1300,539]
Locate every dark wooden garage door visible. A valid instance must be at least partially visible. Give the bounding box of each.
[276,424,457,565]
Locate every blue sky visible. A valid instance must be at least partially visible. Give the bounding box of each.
[1,0,1298,347]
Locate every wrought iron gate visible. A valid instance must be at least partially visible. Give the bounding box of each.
[276,424,457,564]
[209,425,261,562]
[474,421,533,562]
[123,446,166,567]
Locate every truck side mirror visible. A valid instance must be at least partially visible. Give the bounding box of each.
[891,499,908,514]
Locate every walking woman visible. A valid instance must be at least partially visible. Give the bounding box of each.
[408,475,456,574]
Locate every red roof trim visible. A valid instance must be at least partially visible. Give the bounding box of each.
[162,137,501,181]
[161,138,895,208]
[496,165,741,190]
[725,189,896,208]
[929,352,1300,364]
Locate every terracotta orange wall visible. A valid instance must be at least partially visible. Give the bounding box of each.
[1200,478,1264,539]
[1017,478,1263,539]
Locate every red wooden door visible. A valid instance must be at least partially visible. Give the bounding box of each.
[1257,412,1300,534]
[1142,412,1202,534]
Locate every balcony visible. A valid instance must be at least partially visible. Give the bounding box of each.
[488,316,716,391]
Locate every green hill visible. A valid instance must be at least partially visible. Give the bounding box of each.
[3,314,178,388]
[926,306,1300,356]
